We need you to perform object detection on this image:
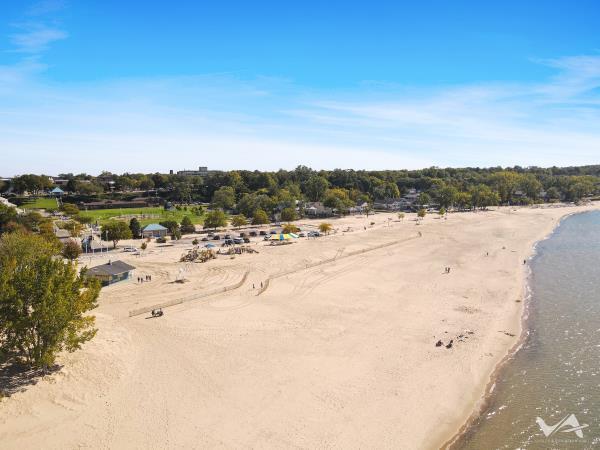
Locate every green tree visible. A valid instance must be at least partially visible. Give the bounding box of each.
[455,191,473,210]
[438,207,446,218]
[318,222,332,234]
[59,220,83,237]
[491,171,520,204]
[397,212,405,221]
[129,218,141,239]
[280,207,297,222]
[546,186,561,201]
[0,203,18,235]
[101,221,132,248]
[323,188,354,214]
[437,186,458,209]
[203,209,228,229]
[140,241,147,251]
[180,216,196,234]
[282,223,299,233]
[230,214,247,229]
[211,186,236,210]
[304,175,330,202]
[159,220,180,236]
[74,215,93,225]
[62,239,82,261]
[417,193,431,207]
[252,209,269,225]
[61,203,80,216]
[469,185,499,209]
[0,232,100,369]
[417,208,426,219]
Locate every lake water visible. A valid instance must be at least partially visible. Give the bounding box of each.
[459,211,600,449]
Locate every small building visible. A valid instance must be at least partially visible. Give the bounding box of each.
[86,260,136,286]
[176,166,210,177]
[82,237,108,253]
[304,202,334,217]
[50,187,64,197]
[142,223,168,238]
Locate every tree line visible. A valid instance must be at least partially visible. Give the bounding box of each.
[3,166,599,219]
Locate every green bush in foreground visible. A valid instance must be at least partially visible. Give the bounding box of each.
[0,233,100,369]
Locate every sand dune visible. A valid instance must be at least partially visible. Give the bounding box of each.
[1,204,597,449]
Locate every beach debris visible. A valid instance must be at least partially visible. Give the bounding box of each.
[499,331,516,337]
[180,249,216,263]
[435,340,443,347]
[445,340,453,349]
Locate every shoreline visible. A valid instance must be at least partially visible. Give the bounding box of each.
[439,208,592,449]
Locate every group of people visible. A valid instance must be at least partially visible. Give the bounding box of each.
[137,275,152,283]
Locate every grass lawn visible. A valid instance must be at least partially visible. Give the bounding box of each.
[78,206,205,226]
[20,197,60,210]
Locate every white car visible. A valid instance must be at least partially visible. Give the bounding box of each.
[123,246,138,252]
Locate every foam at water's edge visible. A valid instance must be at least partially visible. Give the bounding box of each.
[440,210,587,450]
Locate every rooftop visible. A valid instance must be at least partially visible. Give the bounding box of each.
[143,223,168,231]
[86,260,136,277]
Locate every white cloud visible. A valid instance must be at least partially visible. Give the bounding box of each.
[9,23,67,53]
[1,56,600,175]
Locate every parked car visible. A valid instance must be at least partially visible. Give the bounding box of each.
[263,235,271,241]
[269,230,277,234]
[201,237,209,241]
[307,231,321,237]
[298,232,306,237]
[123,246,138,252]
[239,232,246,237]
[213,235,221,240]
[249,231,258,237]
[224,239,234,245]
[243,237,250,243]
[224,234,232,239]
[259,230,267,236]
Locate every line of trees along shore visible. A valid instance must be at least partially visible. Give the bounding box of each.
[4,166,599,213]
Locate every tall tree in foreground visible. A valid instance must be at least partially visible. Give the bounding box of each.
[0,233,100,369]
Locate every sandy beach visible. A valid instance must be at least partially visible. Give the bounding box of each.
[1,203,598,449]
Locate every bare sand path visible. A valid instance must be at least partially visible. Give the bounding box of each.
[1,204,597,449]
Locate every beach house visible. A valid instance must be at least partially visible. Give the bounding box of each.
[86,260,136,286]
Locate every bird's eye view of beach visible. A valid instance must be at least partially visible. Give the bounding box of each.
[2,2,600,449]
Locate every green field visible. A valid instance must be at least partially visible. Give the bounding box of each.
[20,197,60,210]
[78,206,204,226]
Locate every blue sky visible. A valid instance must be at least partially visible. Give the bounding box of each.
[1,0,600,175]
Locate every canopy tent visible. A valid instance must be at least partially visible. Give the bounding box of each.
[269,233,297,241]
